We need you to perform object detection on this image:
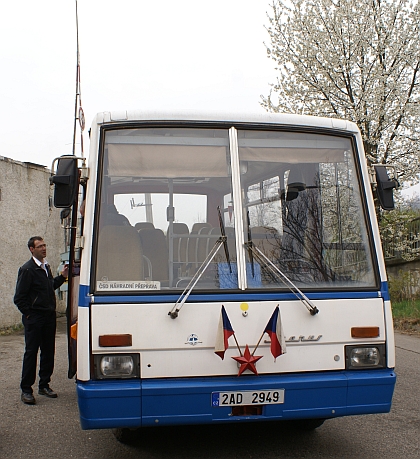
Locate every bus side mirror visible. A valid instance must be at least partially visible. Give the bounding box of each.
[374,165,398,211]
[50,157,79,208]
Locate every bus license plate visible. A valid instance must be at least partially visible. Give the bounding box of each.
[212,389,285,407]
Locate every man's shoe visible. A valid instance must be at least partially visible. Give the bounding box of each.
[21,392,36,405]
[38,387,57,398]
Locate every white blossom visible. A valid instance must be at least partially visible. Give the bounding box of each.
[263,0,420,183]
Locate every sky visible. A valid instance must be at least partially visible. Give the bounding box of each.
[2,0,417,197]
[1,0,276,168]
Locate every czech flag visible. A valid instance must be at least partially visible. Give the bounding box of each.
[214,305,235,360]
[264,306,286,360]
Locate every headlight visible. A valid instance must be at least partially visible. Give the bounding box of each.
[101,356,133,376]
[345,344,385,369]
[94,354,140,379]
[351,348,380,366]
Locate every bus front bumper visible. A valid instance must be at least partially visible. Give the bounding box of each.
[77,369,396,430]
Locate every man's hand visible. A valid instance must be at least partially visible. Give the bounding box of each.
[61,264,69,279]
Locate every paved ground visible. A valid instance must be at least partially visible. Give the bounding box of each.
[0,318,419,459]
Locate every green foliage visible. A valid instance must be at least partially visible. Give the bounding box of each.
[388,269,419,303]
[388,269,420,333]
[391,300,420,320]
[391,298,420,334]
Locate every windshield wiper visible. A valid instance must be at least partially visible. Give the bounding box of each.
[169,235,226,319]
[217,206,232,273]
[169,207,234,319]
[244,242,319,316]
[246,211,255,278]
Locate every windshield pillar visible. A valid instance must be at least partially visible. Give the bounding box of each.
[229,127,247,290]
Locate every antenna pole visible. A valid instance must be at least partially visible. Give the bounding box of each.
[73,0,85,157]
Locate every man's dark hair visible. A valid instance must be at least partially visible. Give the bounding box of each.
[28,236,44,249]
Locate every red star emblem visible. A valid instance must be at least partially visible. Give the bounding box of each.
[231,344,263,376]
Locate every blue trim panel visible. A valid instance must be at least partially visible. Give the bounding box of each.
[77,369,396,430]
[79,284,90,307]
[380,281,390,301]
[78,380,141,429]
[84,290,382,306]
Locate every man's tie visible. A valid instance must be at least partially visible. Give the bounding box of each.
[41,263,48,277]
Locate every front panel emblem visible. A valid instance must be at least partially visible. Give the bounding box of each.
[186,334,202,346]
[286,335,322,342]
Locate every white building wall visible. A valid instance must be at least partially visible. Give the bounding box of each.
[0,156,66,328]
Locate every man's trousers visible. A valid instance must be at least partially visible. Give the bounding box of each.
[21,311,56,394]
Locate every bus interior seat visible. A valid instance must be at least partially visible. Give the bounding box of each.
[97,225,144,281]
[138,228,169,282]
[187,223,212,275]
[167,223,189,275]
[135,222,155,232]
[199,226,220,265]
[100,204,132,227]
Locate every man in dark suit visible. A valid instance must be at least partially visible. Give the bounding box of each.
[14,236,69,405]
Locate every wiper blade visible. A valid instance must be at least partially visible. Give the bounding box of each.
[244,242,319,316]
[217,206,232,273]
[169,207,234,319]
[246,211,255,278]
[169,236,226,319]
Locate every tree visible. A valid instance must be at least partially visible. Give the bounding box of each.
[262,0,420,183]
[379,194,420,261]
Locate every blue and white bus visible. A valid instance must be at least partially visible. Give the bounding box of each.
[51,111,397,442]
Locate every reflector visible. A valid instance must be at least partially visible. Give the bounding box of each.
[351,327,380,338]
[99,334,132,347]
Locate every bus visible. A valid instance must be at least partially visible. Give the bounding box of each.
[51,111,397,442]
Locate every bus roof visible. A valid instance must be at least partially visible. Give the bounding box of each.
[92,110,359,133]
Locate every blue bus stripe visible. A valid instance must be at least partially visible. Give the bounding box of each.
[78,288,382,306]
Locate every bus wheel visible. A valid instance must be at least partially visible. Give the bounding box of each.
[112,428,139,444]
[288,419,326,431]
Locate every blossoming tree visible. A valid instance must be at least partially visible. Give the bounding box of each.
[262,0,420,184]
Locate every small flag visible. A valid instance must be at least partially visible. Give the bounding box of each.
[264,306,286,359]
[215,305,235,360]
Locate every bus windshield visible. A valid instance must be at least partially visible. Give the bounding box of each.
[94,126,376,293]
